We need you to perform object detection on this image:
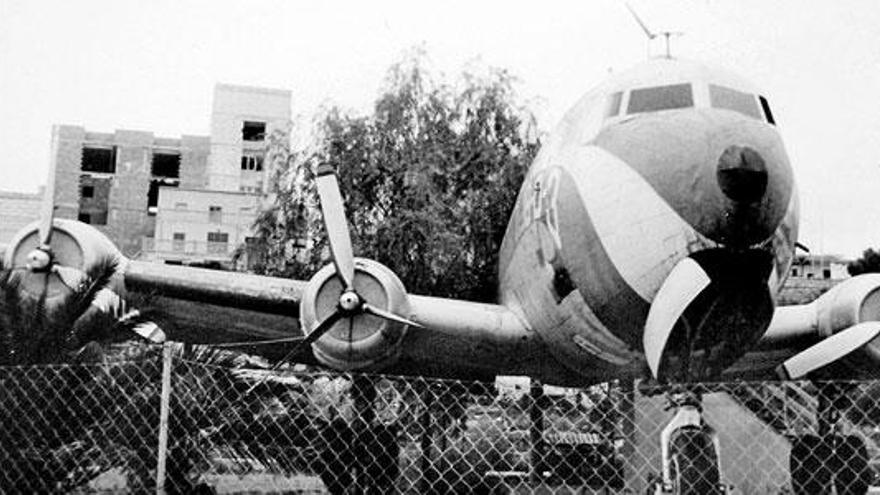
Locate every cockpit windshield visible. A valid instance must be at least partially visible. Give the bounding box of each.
[627,83,693,114]
[709,84,761,120]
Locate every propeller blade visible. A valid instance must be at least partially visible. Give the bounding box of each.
[245,312,345,394]
[362,302,423,328]
[52,265,87,291]
[315,163,356,290]
[643,257,711,379]
[302,309,345,347]
[777,322,880,380]
[38,155,59,249]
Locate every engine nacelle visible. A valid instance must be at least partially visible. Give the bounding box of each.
[814,274,880,362]
[3,220,124,301]
[300,258,411,371]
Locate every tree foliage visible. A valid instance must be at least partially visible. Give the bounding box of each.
[848,248,880,276]
[251,50,541,301]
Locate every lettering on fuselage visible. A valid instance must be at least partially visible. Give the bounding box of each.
[511,167,578,303]
[515,167,562,261]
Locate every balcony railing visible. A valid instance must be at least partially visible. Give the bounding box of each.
[141,238,234,259]
[154,207,257,227]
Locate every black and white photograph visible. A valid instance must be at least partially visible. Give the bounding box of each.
[2,1,880,493]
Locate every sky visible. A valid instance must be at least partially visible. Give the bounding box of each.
[1,0,879,258]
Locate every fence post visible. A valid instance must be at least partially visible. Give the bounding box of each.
[529,379,546,484]
[155,343,174,495]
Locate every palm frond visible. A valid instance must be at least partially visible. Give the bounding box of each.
[54,255,120,332]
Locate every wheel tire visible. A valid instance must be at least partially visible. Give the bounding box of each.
[833,435,871,495]
[669,427,722,495]
[789,434,832,495]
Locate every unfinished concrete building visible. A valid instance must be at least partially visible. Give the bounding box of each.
[50,84,291,267]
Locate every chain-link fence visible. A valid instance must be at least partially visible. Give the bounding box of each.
[3,345,880,494]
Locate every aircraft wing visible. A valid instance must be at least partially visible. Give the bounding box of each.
[734,274,880,380]
[121,258,576,383]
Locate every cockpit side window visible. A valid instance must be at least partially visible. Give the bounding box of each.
[627,83,693,114]
[709,84,761,120]
[605,91,623,118]
[759,95,776,125]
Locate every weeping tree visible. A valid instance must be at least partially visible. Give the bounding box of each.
[251,49,541,302]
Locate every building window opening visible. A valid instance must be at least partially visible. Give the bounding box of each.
[207,231,229,254]
[81,146,117,173]
[81,185,94,198]
[172,232,186,252]
[78,211,107,225]
[240,153,264,171]
[209,205,223,223]
[627,83,693,114]
[151,152,181,178]
[242,121,266,141]
[147,179,179,215]
[823,268,831,279]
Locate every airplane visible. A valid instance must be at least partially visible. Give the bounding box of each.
[5,56,880,493]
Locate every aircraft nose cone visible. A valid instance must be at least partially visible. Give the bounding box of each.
[716,146,768,203]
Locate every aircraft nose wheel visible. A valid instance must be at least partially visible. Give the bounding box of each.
[668,427,723,494]
[650,390,730,495]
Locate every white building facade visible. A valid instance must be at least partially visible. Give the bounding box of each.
[145,84,290,268]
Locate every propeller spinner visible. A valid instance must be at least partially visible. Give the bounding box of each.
[271,162,421,368]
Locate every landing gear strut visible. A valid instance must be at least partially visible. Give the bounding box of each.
[789,382,871,495]
[649,389,729,495]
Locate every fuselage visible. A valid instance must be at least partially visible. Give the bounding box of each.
[498,58,799,381]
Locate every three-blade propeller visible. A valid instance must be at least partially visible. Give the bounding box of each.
[18,159,88,296]
[269,161,421,369]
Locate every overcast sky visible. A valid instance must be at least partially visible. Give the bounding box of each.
[1,0,879,257]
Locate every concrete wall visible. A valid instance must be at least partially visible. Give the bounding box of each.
[0,190,43,246]
[180,135,211,190]
[49,125,212,257]
[53,125,86,221]
[106,130,154,257]
[208,84,291,192]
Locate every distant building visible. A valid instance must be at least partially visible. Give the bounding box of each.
[788,254,851,281]
[0,189,44,247]
[145,188,260,267]
[49,84,291,268]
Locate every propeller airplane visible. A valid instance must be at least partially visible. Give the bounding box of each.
[5,55,880,493]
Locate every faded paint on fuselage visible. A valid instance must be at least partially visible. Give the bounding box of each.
[498,58,799,381]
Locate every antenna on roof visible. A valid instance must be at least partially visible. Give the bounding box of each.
[624,2,683,59]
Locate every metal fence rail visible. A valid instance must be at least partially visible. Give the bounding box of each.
[2,345,880,494]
